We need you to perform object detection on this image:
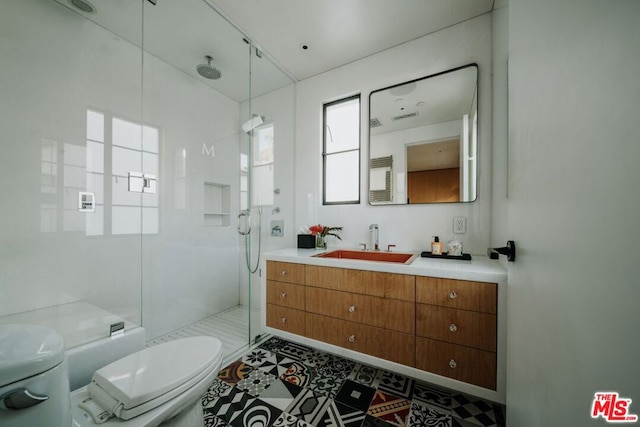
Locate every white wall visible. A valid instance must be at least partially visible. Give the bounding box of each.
[295,14,492,254]
[491,5,509,252]
[505,0,640,424]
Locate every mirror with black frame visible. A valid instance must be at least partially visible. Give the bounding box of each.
[368,64,478,205]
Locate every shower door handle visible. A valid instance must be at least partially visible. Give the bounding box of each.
[237,210,251,236]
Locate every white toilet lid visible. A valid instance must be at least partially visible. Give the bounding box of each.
[90,336,222,411]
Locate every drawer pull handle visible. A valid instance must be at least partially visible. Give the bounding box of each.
[348,305,356,313]
[348,334,356,342]
[449,291,458,299]
[449,359,457,369]
[280,292,287,299]
[280,270,288,276]
[280,317,287,323]
[449,323,458,332]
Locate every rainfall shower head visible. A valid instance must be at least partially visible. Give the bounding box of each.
[196,55,222,80]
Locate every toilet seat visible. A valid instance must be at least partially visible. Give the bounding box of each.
[86,336,222,422]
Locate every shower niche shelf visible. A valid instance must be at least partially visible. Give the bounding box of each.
[204,182,230,227]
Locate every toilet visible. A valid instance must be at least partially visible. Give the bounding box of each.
[0,324,223,427]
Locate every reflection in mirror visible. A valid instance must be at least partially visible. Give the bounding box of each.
[369,64,478,204]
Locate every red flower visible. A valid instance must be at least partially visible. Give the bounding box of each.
[308,224,342,240]
[309,224,324,236]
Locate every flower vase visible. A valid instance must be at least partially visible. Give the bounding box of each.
[316,234,327,249]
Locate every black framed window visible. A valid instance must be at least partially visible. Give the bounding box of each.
[323,95,360,205]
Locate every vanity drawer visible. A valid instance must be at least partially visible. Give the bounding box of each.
[416,277,497,314]
[416,337,496,390]
[306,313,415,367]
[305,265,414,301]
[305,287,414,334]
[416,304,496,351]
[267,261,305,285]
[267,280,305,310]
[266,304,306,336]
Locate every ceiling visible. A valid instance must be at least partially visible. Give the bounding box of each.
[206,0,496,81]
[51,0,498,101]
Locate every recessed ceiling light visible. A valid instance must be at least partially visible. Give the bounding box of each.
[68,0,96,13]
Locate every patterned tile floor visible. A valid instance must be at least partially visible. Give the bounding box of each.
[201,336,506,427]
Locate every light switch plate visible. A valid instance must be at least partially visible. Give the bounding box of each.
[78,192,95,212]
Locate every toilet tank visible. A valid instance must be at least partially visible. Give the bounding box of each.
[0,324,72,427]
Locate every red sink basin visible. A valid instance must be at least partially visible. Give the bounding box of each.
[313,249,417,264]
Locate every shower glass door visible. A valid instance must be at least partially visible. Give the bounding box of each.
[0,0,145,361]
[139,0,294,359]
[242,39,296,352]
[140,0,251,357]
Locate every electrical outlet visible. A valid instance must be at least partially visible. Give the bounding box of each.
[453,216,467,234]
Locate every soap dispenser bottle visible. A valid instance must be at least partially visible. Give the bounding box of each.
[431,236,443,255]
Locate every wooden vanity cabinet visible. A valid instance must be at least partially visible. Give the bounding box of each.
[415,276,497,389]
[416,338,496,390]
[304,286,414,334]
[305,265,414,301]
[265,261,500,392]
[266,304,306,336]
[267,261,306,284]
[266,262,306,335]
[303,266,416,366]
[306,313,415,366]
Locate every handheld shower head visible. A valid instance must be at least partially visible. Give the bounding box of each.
[197,55,222,80]
[242,115,264,134]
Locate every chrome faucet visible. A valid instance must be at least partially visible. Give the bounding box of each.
[369,224,379,251]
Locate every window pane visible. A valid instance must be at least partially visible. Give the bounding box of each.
[87,141,104,173]
[240,153,248,173]
[325,151,359,203]
[252,164,273,206]
[325,98,359,154]
[323,95,360,204]
[142,125,159,153]
[253,124,274,166]
[87,110,104,143]
[113,118,142,150]
[112,146,142,176]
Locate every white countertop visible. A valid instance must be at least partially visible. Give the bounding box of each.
[264,248,507,283]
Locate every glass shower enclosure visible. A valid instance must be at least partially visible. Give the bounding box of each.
[0,0,294,373]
